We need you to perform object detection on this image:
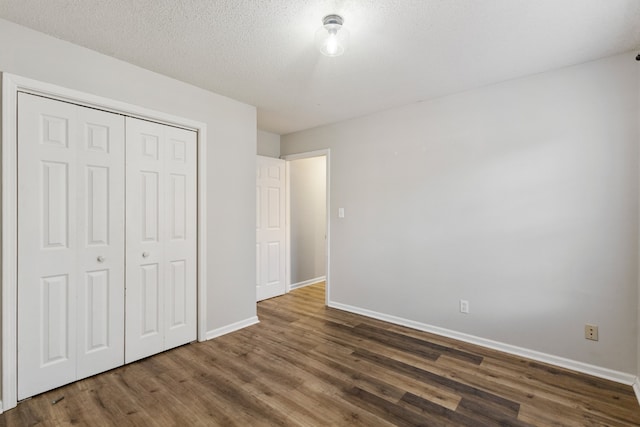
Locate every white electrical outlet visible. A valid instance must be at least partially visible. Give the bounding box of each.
[585,324,598,341]
[460,300,469,314]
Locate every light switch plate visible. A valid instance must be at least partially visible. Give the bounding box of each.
[338,208,345,218]
[460,300,469,314]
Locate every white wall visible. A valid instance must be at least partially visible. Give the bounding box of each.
[257,129,280,158]
[282,52,639,375]
[0,19,257,334]
[289,156,326,285]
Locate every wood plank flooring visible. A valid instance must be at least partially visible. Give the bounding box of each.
[2,282,639,426]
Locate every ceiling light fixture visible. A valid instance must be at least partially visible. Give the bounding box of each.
[316,14,349,57]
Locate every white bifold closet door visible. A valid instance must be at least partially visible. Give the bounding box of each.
[17,93,125,400]
[17,94,197,400]
[124,117,197,364]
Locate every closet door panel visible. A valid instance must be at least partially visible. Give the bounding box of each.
[125,118,166,363]
[18,94,79,400]
[163,127,197,349]
[75,106,125,380]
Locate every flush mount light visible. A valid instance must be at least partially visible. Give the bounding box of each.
[315,14,349,57]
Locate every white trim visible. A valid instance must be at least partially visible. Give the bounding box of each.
[636,58,640,410]
[325,151,331,306]
[1,73,208,411]
[329,300,637,386]
[281,149,331,305]
[633,377,640,406]
[284,160,291,293]
[282,149,329,161]
[8,76,204,131]
[197,126,208,342]
[2,74,20,412]
[205,317,260,340]
[290,276,326,290]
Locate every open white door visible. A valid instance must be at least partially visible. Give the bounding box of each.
[256,156,286,301]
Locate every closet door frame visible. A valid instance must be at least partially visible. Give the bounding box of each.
[1,73,208,412]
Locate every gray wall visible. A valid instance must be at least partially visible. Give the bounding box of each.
[289,156,327,285]
[257,129,281,158]
[282,52,639,374]
[0,19,257,334]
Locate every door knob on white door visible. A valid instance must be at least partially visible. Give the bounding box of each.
[142,252,149,258]
[97,256,105,263]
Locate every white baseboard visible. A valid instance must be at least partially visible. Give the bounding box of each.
[328,301,636,386]
[290,276,326,290]
[205,316,259,341]
[633,377,640,406]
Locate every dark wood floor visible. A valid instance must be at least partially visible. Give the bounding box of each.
[2,283,639,426]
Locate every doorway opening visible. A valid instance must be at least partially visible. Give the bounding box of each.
[283,150,330,305]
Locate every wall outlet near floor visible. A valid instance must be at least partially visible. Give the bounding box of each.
[459,299,469,314]
[585,324,599,341]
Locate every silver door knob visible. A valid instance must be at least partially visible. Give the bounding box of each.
[142,252,150,258]
[97,256,105,263]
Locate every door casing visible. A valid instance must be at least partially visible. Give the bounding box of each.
[1,73,208,412]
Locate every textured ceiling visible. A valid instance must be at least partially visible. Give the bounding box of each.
[1,0,639,135]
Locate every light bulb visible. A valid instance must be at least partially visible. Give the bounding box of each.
[315,14,349,57]
[325,32,339,56]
